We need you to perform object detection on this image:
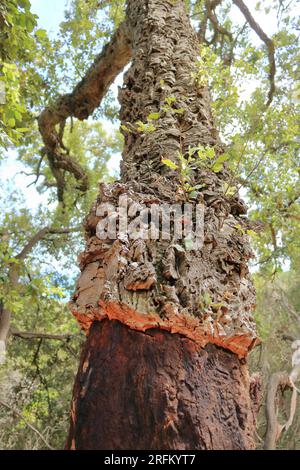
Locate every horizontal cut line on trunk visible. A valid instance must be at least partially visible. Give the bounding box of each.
[72,300,259,358]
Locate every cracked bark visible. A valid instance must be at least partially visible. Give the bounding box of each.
[67,0,259,450]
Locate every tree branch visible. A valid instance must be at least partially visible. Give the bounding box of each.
[198,9,209,43]
[0,304,11,364]
[0,226,81,362]
[38,21,132,202]
[27,152,45,188]
[205,0,233,42]
[281,333,297,342]
[10,329,79,342]
[0,399,54,450]
[264,371,291,450]
[264,339,300,450]
[15,226,81,262]
[232,0,276,106]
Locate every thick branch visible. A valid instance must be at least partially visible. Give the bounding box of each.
[198,9,209,43]
[15,226,81,262]
[0,304,11,363]
[281,333,297,342]
[263,371,298,450]
[233,0,276,106]
[11,329,78,341]
[205,0,233,42]
[38,21,132,201]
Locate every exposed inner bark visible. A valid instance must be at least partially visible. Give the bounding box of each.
[67,0,259,449]
[67,320,256,450]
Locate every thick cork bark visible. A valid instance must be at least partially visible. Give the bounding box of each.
[67,0,258,449]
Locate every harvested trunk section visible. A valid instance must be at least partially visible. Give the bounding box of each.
[67,320,256,450]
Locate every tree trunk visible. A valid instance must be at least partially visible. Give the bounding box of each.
[66,320,256,450]
[67,0,259,450]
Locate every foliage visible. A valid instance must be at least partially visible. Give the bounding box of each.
[250,270,300,449]
[0,0,38,148]
[0,300,83,449]
[162,144,230,196]
[191,1,300,271]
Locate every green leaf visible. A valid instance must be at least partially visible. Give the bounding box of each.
[121,124,132,133]
[203,292,212,306]
[211,162,223,173]
[26,18,35,33]
[147,112,160,120]
[165,96,176,106]
[235,224,245,234]
[136,120,156,133]
[35,29,47,40]
[206,147,216,159]
[173,108,185,115]
[214,154,228,164]
[246,229,256,237]
[184,237,194,250]
[161,158,178,170]
[223,183,236,196]
[14,110,22,121]
[18,0,31,8]
[189,146,203,155]
[145,123,156,133]
[211,302,224,310]
[8,118,16,127]
[16,127,29,133]
[173,244,185,253]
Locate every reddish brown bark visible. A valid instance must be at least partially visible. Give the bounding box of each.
[67,320,255,450]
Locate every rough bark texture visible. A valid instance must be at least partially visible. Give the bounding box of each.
[71,0,258,358]
[68,0,258,450]
[67,320,256,450]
